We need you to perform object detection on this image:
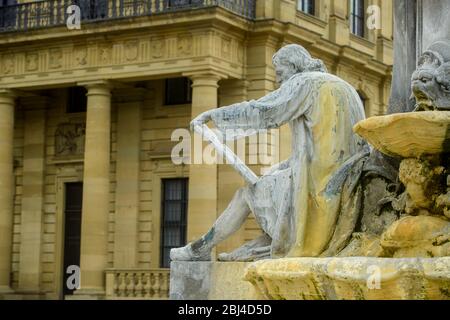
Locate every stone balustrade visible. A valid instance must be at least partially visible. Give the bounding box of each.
[105,269,170,299]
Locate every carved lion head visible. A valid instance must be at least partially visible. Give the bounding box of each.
[411,40,450,110]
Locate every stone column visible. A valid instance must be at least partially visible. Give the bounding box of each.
[0,89,16,294]
[18,97,47,295]
[184,72,223,250]
[76,81,112,297]
[113,89,144,269]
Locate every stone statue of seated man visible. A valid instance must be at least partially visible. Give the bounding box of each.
[170,44,370,262]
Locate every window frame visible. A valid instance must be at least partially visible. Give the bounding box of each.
[66,86,88,114]
[159,178,189,268]
[350,0,365,38]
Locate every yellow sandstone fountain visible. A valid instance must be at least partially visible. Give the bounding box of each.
[244,111,450,300]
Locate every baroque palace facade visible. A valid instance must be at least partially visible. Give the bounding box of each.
[0,0,392,299]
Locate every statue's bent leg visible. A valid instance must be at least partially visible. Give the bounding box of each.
[218,233,272,262]
[170,187,251,261]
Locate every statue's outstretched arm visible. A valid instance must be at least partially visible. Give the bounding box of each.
[206,74,314,138]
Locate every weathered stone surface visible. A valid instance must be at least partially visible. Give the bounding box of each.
[399,158,446,215]
[170,261,260,300]
[381,216,450,258]
[354,111,450,158]
[360,177,400,236]
[245,257,450,300]
[170,261,212,300]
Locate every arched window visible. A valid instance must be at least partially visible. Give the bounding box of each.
[350,0,365,37]
[297,0,315,16]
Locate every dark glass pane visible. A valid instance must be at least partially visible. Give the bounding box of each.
[165,77,192,105]
[305,0,315,15]
[160,179,188,268]
[164,202,183,222]
[351,0,365,37]
[164,179,183,200]
[164,226,182,246]
[67,87,87,113]
[63,182,83,296]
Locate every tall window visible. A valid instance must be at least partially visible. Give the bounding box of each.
[67,87,87,113]
[297,0,315,16]
[165,77,192,105]
[350,0,365,37]
[0,0,17,29]
[160,178,188,268]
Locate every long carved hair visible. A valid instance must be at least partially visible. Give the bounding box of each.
[272,44,328,74]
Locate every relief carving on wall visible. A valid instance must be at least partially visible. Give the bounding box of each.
[1,32,244,81]
[55,123,86,157]
[177,34,192,56]
[74,47,88,66]
[150,37,165,58]
[98,45,112,65]
[49,48,63,69]
[124,40,139,61]
[2,54,14,74]
[221,37,231,59]
[25,53,38,72]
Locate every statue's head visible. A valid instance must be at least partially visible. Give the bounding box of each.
[411,40,450,110]
[272,44,327,85]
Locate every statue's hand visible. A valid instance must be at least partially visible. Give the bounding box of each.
[190,110,214,132]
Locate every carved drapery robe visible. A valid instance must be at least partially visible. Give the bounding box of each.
[211,72,370,257]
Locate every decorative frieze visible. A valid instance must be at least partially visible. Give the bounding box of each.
[0,31,245,78]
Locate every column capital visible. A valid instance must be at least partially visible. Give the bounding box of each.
[183,70,228,87]
[78,79,113,90]
[78,80,113,98]
[0,88,19,100]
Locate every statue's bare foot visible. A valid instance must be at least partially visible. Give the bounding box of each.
[170,243,211,261]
